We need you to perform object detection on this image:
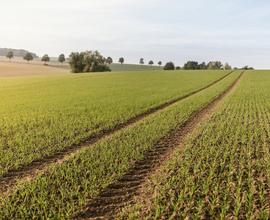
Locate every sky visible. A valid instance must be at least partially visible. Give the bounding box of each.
[1,0,270,68]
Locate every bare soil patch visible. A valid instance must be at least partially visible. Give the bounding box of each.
[0,61,68,77]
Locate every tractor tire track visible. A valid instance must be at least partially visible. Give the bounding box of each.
[0,71,234,195]
[74,71,244,219]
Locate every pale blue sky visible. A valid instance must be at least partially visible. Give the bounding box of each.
[1,0,270,68]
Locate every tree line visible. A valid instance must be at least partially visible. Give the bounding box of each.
[5,50,254,72]
[6,51,66,64]
[139,58,162,66]
[162,61,254,70]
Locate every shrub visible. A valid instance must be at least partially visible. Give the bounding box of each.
[58,54,66,64]
[118,57,124,64]
[164,62,175,70]
[183,61,200,70]
[69,51,111,73]
[69,52,85,73]
[149,60,154,65]
[92,64,111,72]
[23,52,34,62]
[106,57,113,64]
[6,51,14,60]
[41,54,50,65]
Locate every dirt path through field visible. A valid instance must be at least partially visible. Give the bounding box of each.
[0,71,234,196]
[74,71,245,219]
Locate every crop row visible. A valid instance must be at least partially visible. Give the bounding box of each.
[0,70,229,177]
[120,71,270,219]
[0,71,241,218]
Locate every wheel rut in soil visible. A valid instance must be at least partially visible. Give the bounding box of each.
[74,71,244,220]
[0,71,234,196]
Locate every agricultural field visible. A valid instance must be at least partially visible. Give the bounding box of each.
[1,66,269,219]
[120,71,270,219]
[0,61,68,77]
[0,68,241,218]
[2,0,269,219]
[108,63,162,72]
[0,67,231,177]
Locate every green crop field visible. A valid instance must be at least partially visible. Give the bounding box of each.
[120,71,270,219]
[0,67,270,219]
[109,63,162,71]
[0,69,229,177]
[0,70,241,218]
[2,1,269,219]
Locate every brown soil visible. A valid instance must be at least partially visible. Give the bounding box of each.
[0,71,234,196]
[74,71,244,219]
[0,60,68,77]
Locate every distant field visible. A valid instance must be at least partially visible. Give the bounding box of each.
[0,56,162,73]
[109,63,162,71]
[0,56,68,69]
[0,60,68,77]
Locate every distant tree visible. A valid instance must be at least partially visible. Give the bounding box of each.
[183,61,200,70]
[69,50,111,73]
[119,57,124,64]
[176,66,181,70]
[41,54,50,65]
[23,52,34,62]
[69,52,85,73]
[241,66,254,70]
[139,58,144,65]
[148,60,154,65]
[164,62,175,70]
[224,63,232,70]
[58,54,66,64]
[215,61,223,69]
[6,51,14,60]
[106,57,113,64]
[158,61,162,66]
[83,51,109,72]
[207,61,223,70]
[199,62,207,70]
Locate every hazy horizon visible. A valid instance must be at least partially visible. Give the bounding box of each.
[1,0,270,68]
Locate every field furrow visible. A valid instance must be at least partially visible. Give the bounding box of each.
[0,71,233,194]
[120,71,270,219]
[0,70,229,178]
[0,71,241,219]
[74,72,244,219]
